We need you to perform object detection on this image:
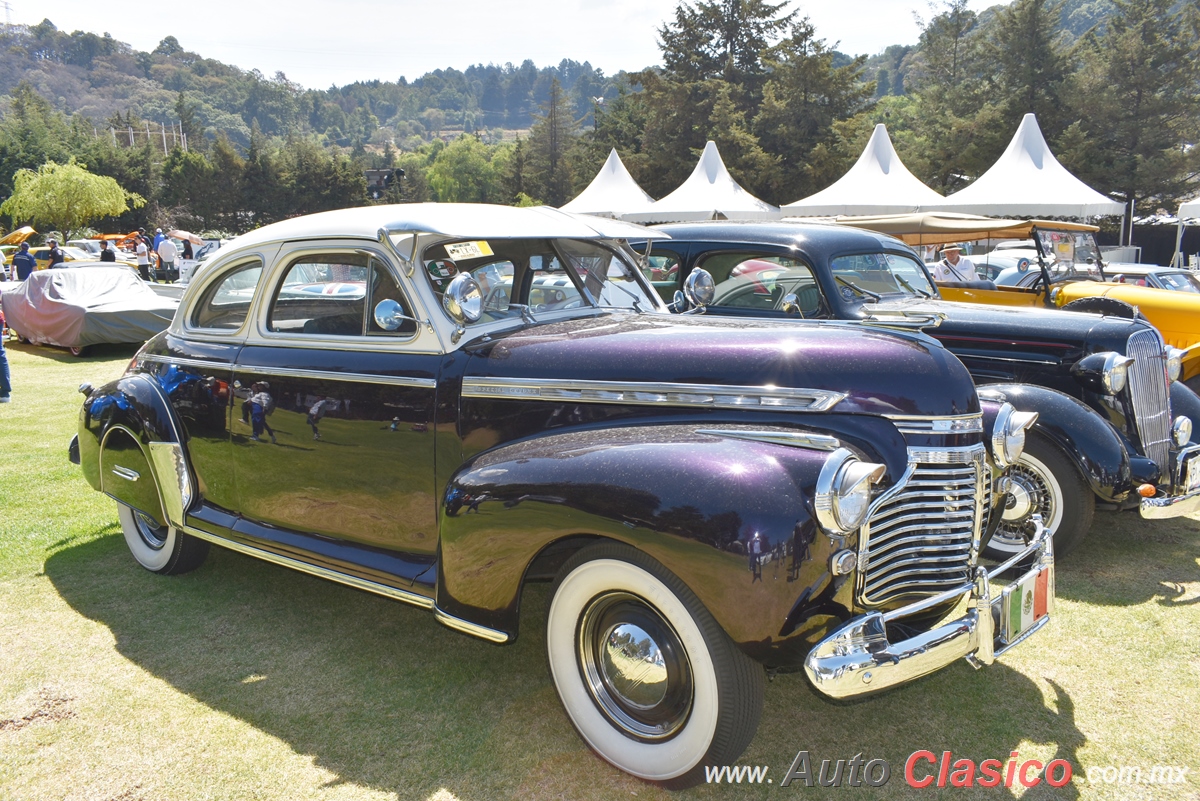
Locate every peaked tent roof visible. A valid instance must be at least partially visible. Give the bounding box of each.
[928,113,1123,217]
[560,149,656,218]
[622,141,778,223]
[781,124,945,215]
[1181,196,1200,220]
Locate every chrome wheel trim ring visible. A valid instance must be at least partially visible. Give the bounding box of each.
[134,510,170,550]
[577,592,694,742]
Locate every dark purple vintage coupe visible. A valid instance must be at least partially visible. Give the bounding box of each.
[71,204,1050,787]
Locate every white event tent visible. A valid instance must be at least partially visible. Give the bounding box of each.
[929,113,1123,217]
[560,149,656,218]
[1174,195,1200,267]
[781,124,944,216]
[622,141,778,223]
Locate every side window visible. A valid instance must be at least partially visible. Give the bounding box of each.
[191,260,263,330]
[268,253,370,336]
[698,252,823,316]
[632,247,682,303]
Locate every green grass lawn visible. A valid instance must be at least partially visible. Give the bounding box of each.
[1,340,1199,800]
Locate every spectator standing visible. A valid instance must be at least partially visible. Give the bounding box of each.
[99,241,117,262]
[0,327,10,402]
[11,243,36,280]
[156,237,178,282]
[152,228,165,252]
[181,239,194,260]
[135,239,151,281]
[47,240,65,268]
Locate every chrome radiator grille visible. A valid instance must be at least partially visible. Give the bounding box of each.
[859,445,987,607]
[1126,328,1171,475]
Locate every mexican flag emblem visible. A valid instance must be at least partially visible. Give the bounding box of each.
[1004,566,1050,640]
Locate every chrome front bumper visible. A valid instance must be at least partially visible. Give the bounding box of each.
[1140,445,1200,520]
[804,519,1053,700]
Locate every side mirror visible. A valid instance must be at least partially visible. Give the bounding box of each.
[373,299,419,331]
[671,289,687,313]
[683,268,715,309]
[443,272,483,324]
[780,293,802,316]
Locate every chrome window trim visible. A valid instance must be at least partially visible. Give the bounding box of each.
[463,377,846,412]
[233,363,437,390]
[179,252,276,340]
[138,354,234,373]
[252,243,442,354]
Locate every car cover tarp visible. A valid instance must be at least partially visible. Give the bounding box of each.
[1,267,177,348]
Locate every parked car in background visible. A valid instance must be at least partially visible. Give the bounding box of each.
[30,245,93,269]
[635,221,1200,559]
[1106,264,1200,293]
[178,239,223,285]
[70,203,1051,787]
[2,266,178,356]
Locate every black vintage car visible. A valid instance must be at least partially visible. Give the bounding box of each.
[638,222,1200,557]
[71,205,1050,787]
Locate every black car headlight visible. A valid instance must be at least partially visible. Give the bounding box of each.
[1071,351,1135,395]
[990,403,1039,468]
[1166,347,1185,382]
[814,449,886,534]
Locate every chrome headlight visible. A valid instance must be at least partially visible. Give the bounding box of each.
[1173,416,1192,447]
[1166,347,1185,382]
[991,403,1039,468]
[814,449,886,533]
[1102,352,1134,393]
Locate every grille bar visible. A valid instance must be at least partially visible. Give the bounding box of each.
[859,445,986,607]
[1127,329,1171,476]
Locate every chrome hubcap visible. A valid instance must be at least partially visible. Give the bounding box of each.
[135,511,169,550]
[578,592,692,741]
[1002,480,1035,522]
[994,462,1055,545]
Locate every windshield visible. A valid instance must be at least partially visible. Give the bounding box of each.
[421,237,657,325]
[830,252,935,299]
[1035,230,1105,282]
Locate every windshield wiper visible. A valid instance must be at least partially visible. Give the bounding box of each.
[599,280,645,313]
[835,276,881,302]
[895,274,931,298]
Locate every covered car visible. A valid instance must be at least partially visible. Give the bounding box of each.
[2,267,178,355]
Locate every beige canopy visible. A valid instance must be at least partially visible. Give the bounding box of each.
[835,211,1099,246]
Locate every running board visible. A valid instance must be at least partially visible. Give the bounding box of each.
[182,524,434,610]
[181,524,512,644]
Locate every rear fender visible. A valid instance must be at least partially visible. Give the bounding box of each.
[436,423,876,650]
[979,383,1132,502]
[79,373,194,528]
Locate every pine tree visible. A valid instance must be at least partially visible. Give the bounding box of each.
[985,0,1071,141]
[526,79,579,206]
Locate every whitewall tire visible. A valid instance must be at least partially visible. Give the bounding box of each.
[117,503,209,575]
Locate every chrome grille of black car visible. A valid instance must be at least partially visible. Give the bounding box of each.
[1126,328,1172,475]
[859,445,986,607]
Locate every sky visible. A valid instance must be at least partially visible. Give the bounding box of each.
[14,0,1004,89]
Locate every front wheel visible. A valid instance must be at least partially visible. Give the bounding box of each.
[117,503,209,575]
[985,433,1094,559]
[546,543,764,788]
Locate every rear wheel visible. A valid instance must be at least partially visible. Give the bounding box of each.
[546,542,763,788]
[68,345,88,357]
[985,433,1093,559]
[117,503,209,575]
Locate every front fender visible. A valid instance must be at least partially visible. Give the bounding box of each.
[1170,380,1200,446]
[980,383,1132,502]
[436,423,875,661]
[78,373,194,528]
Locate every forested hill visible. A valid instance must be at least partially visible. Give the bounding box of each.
[0,19,625,148]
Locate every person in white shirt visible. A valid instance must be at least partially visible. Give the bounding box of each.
[156,238,179,282]
[135,240,150,281]
[930,244,977,283]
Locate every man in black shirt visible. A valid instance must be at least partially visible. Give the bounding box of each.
[47,240,65,268]
[99,241,117,262]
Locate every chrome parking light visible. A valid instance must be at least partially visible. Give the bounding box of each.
[814,449,886,533]
[1173,416,1192,447]
[990,403,1039,468]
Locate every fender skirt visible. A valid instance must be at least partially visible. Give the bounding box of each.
[78,373,194,528]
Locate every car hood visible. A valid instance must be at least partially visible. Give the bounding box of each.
[871,296,1149,360]
[465,313,979,418]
